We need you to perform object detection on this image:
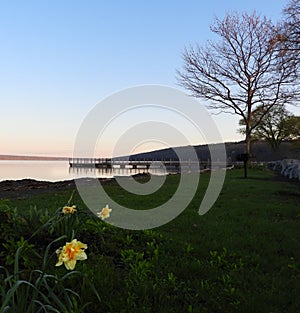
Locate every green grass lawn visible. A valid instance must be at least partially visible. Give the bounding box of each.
[0,168,299,313]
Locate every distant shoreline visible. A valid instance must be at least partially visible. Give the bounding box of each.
[0,155,69,161]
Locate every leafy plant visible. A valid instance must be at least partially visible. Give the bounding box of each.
[1,237,41,269]
[0,236,100,313]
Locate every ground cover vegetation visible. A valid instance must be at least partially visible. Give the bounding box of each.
[0,168,299,312]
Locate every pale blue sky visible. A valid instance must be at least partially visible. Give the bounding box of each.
[0,0,296,157]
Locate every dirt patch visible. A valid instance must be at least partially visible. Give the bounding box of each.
[271,172,300,186]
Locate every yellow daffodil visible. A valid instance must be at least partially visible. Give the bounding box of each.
[97,204,112,220]
[62,205,76,214]
[55,239,87,270]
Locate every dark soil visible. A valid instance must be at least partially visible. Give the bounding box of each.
[271,172,300,185]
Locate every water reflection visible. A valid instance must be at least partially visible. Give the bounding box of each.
[0,161,70,182]
[69,165,178,178]
[0,161,180,182]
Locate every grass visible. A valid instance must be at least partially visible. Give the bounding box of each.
[0,168,299,313]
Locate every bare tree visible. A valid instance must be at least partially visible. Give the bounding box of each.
[177,12,299,177]
[239,105,300,150]
[276,0,300,78]
[283,0,300,53]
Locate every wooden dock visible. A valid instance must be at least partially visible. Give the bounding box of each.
[69,158,217,171]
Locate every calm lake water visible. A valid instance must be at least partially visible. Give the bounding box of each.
[0,160,169,182]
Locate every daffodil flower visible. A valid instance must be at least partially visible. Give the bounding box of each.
[97,204,112,220]
[62,205,77,214]
[56,239,87,270]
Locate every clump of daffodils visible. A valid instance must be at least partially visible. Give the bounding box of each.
[97,204,112,220]
[56,239,87,270]
[62,205,77,214]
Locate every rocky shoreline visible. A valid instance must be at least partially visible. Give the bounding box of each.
[0,179,77,199]
[0,173,151,200]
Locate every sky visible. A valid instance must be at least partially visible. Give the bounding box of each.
[0,0,298,157]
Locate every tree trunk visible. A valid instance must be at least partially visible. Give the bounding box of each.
[244,130,251,179]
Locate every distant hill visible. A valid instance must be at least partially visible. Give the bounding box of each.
[0,155,69,161]
[126,140,300,162]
